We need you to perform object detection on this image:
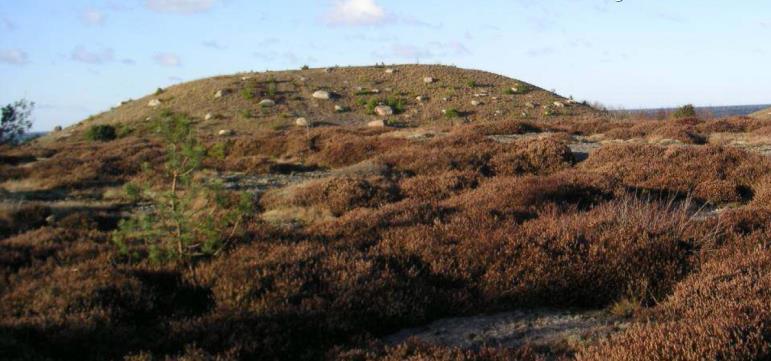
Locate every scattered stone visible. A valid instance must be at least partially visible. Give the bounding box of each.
[334,105,346,112]
[218,129,234,136]
[148,99,161,107]
[442,97,451,102]
[371,88,381,94]
[298,76,307,82]
[241,76,252,81]
[368,119,386,127]
[204,113,214,121]
[214,89,231,98]
[511,87,520,93]
[45,215,57,225]
[491,96,499,101]
[423,76,435,84]
[553,101,566,108]
[53,125,63,132]
[259,99,276,107]
[375,105,394,116]
[494,110,503,116]
[521,111,529,117]
[416,95,428,102]
[474,92,488,97]
[471,100,482,106]
[295,117,310,127]
[312,90,332,100]
[385,68,396,74]
[525,102,538,109]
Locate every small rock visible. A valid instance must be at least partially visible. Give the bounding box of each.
[148,99,161,107]
[494,110,503,116]
[295,117,310,127]
[241,76,252,81]
[334,105,345,112]
[218,129,234,136]
[214,89,231,98]
[259,99,276,107]
[471,100,482,106]
[204,113,214,121]
[511,87,520,93]
[312,90,331,100]
[442,97,451,101]
[298,76,307,82]
[53,125,63,132]
[371,88,381,94]
[491,96,498,100]
[525,102,538,109]
[416,95,428,102]
[423,76,435,84]
[553,101,566,108]
[374,105,394,116]
[45,215,56,225]
[385,68,396,74]
[474,93,488,97]
[367,119,386,127]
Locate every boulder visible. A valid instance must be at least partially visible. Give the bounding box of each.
[259,99,276,107]
[312,90,332,100]
[148,99,161,107]
[367,119,386,128]
[375,105,394,116]
[218,129,234,136]
[423,77,435,84]
[295,117,310,127]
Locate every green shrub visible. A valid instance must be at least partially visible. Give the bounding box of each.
[85,124,117,141]
[365,98,379,115]
[241,87,255,100]
[155,87,164,95]
[113,113,253,263]
[444,108,461,118]
[672,104,697,119]
[266,80,277,97]
[466,80,477,88]
[301,65,310,70]
[385,96,405,114]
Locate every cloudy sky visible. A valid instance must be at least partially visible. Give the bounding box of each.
[1,0,770,131]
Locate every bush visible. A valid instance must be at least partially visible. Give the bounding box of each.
[1,99,34,145]
[672,104,697,119]
[85,124,117,141]
[301,65,310,70]
[444,108,461,118]
[466,80,477,88]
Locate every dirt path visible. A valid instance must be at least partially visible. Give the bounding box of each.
[385,308,629,351]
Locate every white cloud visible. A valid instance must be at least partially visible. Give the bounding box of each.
[82,9,105,25]
[154,52,181,66]
[0,49,29,65]
[326,0,388,26]
[146,0,215,14]
[71,46,115,64]
[374,41,471,60]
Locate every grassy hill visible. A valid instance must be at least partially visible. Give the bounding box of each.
[43,64,595,143]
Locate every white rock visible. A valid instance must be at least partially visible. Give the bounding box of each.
[423,77,435,84]
[204,113,213,121]
[259,99,276,107]
[371,88,381,94]
[241,76,252,81]
[385,68,396,74]
[295,117,310,127]
[494,110,503,116]
[442,97,451,101]
[471,100,482,106]
[214,89,230,98]
[334,105,345,112]
[553,101,566,108]
[374,105,394,116]
[312,90,331,100]
[148,99,161,107]
[525,102,538,109]
[218,129,234,136]
[368,119,386,127]
[416,95,428,102]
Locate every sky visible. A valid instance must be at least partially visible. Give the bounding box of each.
[1,0,770,131]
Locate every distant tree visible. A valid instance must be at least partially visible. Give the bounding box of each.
[672,104,697,119]
[1,99,34,145]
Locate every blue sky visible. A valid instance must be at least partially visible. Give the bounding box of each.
[1,0,770,131]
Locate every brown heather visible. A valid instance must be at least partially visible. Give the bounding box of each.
[1,66,771,360]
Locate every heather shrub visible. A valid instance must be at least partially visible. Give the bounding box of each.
[85,124,117,141]
[273,176,401,216]
[490,137,575,176]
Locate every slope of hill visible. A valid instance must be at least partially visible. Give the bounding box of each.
[43,64,595,143]
[750,105,771,120]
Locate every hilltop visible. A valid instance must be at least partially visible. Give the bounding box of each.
[43,64,595,143]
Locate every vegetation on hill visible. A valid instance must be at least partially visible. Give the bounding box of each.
[1,65,770,361]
